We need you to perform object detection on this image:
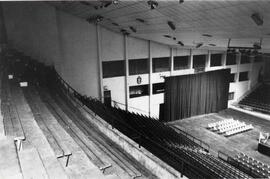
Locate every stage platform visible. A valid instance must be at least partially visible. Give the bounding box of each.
[168,108,270,165]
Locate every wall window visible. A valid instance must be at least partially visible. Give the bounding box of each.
[103,60,125,78]
[239,71,249,81]
[153,83,165,94]
[229,73,236,82]
[174,56,189,70]
[129,85,149,98]
[226,53,237,65]
[240,54,250,64]
[193,55,206,68]
[129,58,149,75]
[228,92,235,100]
[152,57,170,73]
[210,54,222,67]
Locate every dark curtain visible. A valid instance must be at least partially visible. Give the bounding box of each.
[163,69,230,122]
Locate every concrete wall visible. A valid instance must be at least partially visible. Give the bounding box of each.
[3,2,61,65]
[56,10,99,97]
[2,2,99,97]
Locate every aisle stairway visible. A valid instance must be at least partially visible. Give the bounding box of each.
[239,83,270,114]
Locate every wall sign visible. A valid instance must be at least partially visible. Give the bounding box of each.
[137,76,142,84]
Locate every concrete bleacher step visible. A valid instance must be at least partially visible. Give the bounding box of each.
[54,92,150,179]
[0,138,23,179]
[2,104,14,137]
[103,174,120,179]
[8,81,68,179]
[24,87,110,178]
[18,148,48,179]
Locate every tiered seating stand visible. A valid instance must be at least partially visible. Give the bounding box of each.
[239,83,270,114]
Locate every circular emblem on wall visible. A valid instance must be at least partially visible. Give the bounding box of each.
[137,76,142,84]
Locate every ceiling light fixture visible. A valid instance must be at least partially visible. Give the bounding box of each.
[112,0,119,5]
[103,1,112,8]
[112,22,119,26]
[120,29,130,36]
[163,35,172,38]
[251,13,263,26]
[136,18,145,23]
[178,41,184,46]
[196,43,203,48]
[202,34,212,37]
[129,26,137,33]
[147,0,158,10]
[86,15,104,24]
[96,15,104,22]
[167,21,176,30]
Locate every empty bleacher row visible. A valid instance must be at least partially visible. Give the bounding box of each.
[239,83,270,114]
[1,48,252,179]
[224,152,270,178]
[42,87,154,178]
[0,66,68,178]
[207,118,253,137]
[53,81,251,178]
[1,49,154,179]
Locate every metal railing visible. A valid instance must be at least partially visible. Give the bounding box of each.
[51,70,216,179]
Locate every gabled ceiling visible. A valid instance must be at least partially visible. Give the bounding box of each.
[49,0,270,50]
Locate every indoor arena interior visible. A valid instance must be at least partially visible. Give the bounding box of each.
[0,1,270,179]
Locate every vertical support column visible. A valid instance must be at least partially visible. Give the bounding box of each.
[189,49,193,69]
[124,35,129,111]
[206,50,211,69]
[236,53,241,82]
[96,24,104,102]
[148,40,152,117]
[170,47,174,75]
[248,57,255,90]
[222,52,227,67]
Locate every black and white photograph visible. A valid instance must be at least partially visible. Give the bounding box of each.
[0,0,270,178]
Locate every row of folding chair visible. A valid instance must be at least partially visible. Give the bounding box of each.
[225,124,253,136]
[207,118,234,129]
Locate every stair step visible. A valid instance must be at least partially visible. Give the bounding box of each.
[104,174,119,179]
[10,83,68,179]
[0,138,23,179]
[18,148,48,179]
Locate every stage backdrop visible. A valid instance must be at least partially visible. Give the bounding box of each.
[163,69,230,122]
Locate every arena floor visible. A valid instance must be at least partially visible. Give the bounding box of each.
[168,108,270,165]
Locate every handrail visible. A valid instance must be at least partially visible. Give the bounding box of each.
[111,100,149,115]
[171,125,210,152]
[53,70,215,178]
[55,73,150,116]
[54,69,211,152]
